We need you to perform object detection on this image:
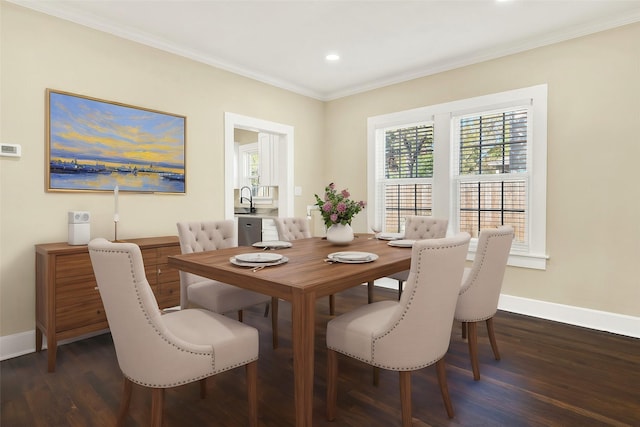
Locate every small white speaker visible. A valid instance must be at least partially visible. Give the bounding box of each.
[68,211,90,245]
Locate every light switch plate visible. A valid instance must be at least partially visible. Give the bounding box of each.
[294,186,302,196]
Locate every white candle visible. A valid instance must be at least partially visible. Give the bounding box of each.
[114,185,119,222]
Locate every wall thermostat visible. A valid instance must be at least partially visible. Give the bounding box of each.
[0,143,21,157]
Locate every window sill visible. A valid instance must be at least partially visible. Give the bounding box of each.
[466,249,548,270]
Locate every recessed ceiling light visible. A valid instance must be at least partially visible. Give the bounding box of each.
[325,53,340,61]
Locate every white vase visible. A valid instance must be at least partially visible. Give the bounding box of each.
[326,223,354,245]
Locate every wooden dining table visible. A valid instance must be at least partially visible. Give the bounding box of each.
[167,234,412,427]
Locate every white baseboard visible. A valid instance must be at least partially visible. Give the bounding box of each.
[1,329,108,362]
[2,286,637,361]
[497,294,640,339]
[0,330,37,361]
[376,279,639,338]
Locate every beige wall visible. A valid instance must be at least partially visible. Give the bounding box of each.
[325,23,640,317]
[1,2,638,339]
[0,3,325,335]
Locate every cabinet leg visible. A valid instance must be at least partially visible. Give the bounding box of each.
[47,335,57,373]
[35,328,43,352]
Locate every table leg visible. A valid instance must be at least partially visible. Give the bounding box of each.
[291,290,316,427]
[367,281,374,303]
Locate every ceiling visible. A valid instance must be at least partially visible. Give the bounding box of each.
[10,0,640,100]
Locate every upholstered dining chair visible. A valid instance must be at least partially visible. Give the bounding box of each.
[326,233,471,425]
[455,225,514,381]
[88,238,259,427]
[177,220,279,348]
[384,216,449,300]
[273,216,338,316]
[273,216,312,241]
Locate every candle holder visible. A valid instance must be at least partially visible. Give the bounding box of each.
[114,214,119,242]
[113,185,119,242]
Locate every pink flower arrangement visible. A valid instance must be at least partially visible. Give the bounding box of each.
[314,183,366,228]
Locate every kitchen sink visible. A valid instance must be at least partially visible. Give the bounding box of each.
[234,208,254,215]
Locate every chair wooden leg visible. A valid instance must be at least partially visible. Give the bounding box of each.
[246,361,258,427]
[238,310,243,322]
[200,378,207,399]
[435,359,454,419]
[329,294,335,315]
[397,280,403,300]
[399,371,412,427]
[150,387,164,427]
[461,321,467,339]
[271,297,279,349]
[116,377,133,427]
[367,280,374,304]
[467,321,480,380]
[326,349,338,421]
[373,366,380,386]
[486,317,501,360]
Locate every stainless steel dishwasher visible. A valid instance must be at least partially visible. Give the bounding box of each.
[237,216,262,246]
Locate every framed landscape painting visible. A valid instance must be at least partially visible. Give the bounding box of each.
[46,89,186,193]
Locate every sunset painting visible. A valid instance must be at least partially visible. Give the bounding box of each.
[46,89,186,193]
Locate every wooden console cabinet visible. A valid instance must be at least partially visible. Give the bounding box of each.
[35,236,181,372]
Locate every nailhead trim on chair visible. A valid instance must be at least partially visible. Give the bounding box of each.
[457,228,513,323]
[329,239,468,371]
[92,247,257,388]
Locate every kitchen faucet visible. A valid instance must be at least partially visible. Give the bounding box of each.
[239,186,256,213]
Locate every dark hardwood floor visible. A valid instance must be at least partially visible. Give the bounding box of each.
[2,286,639,426]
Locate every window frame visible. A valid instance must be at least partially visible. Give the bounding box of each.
[238,142,259,188]
[375,120,436,232]
[367,84,548,269]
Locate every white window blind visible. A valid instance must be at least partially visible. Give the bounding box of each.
[367,84,547,269]
[375,123,434,232]
[454,108,529,244]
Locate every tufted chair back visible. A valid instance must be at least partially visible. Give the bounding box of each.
[326,233,470,422]
[328,233,470,369]
[455,225,514,322]
[89,238,260,425]
[387,216,449,299]
[403,216,448,240]
[176,220,237,308]
[89,238,216,386]
[273,217,312,241]
[454,225,513,380]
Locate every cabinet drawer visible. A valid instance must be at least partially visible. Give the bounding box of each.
[145,265,158,286]
[140,248,158,266]
[55,253,94,279]
[56,278,100,307]
[157,245,181,261]
[55,295,106,332]
[158,263,179,285]
[157,280,180,308]
[55,272,96,290]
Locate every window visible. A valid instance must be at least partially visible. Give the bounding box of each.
[239,143,260,188]
[368,85,548,269]
[454,108,528,245]
[378,123,434,232]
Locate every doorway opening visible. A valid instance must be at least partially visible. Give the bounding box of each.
[224,112,294,219]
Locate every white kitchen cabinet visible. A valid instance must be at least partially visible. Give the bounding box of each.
[236,133,279,188]
[262,218,278,241]
[258,133,279,186]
